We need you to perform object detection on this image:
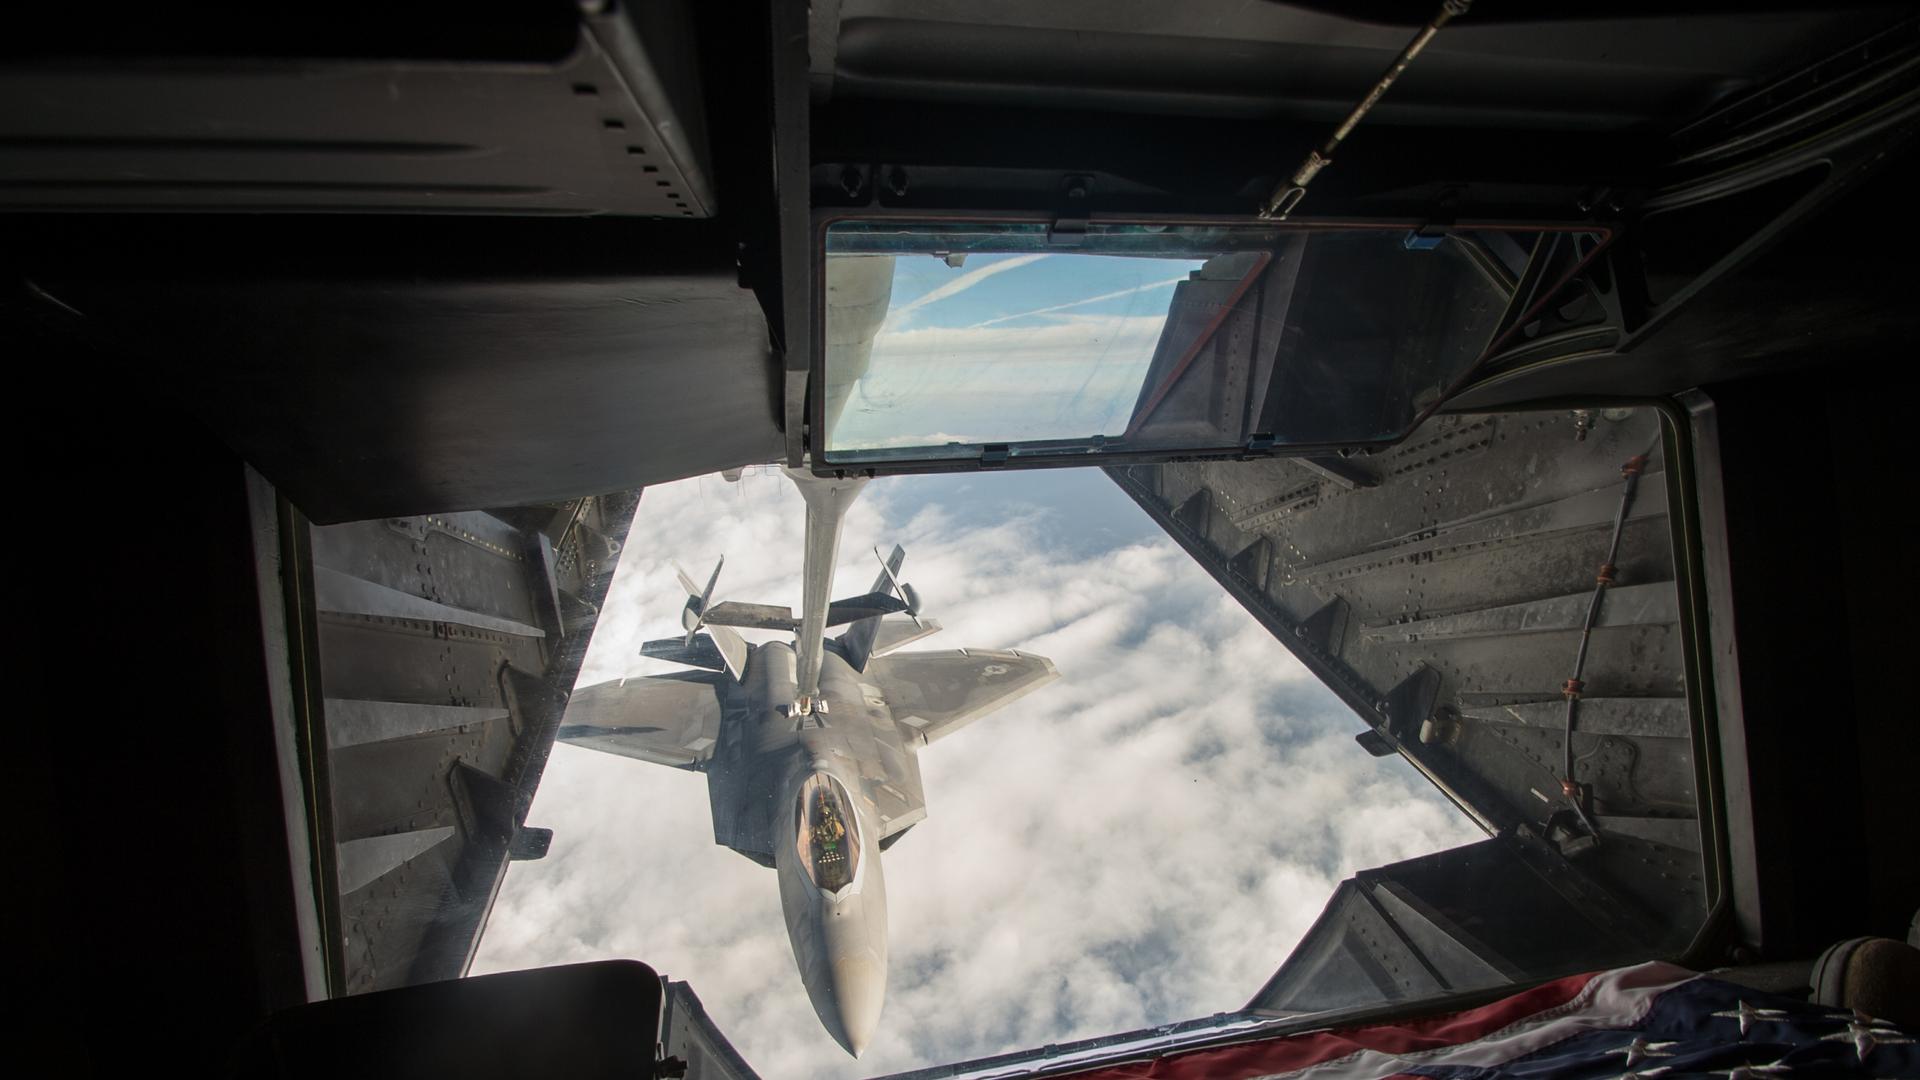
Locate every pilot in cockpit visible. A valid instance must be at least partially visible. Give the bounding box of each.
[812,796,847,855]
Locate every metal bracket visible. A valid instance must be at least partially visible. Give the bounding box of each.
[1174,488,1213,537]
[1047,216,1088,247]
[1380,664,1442,742]
[1295,595,1350,653]
[1229,537,1274,590]
[1050,174,1093,244]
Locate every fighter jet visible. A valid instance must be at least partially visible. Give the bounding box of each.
[555,469,1060,1056]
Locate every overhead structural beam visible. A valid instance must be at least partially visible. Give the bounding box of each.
[1363,582,1678,643]
[336,827,455,896]
[1298,455,1379,490]
[324,700,509,750]
[313,566,546,639]
[1592,813,1701,853]
[1290,473,1668,584]
[1458,697,1688,740]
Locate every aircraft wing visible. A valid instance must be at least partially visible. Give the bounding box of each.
[869,648,1059,747]
[557,671,725,769]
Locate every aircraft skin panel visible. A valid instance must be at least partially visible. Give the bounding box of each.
[639,634,728,672]
[860,741,927,842]
[841,611,944,672]
[841,547,942,670]
[840,546,906,671]
[824,592,909,625]
[773,760,890,1058]
[703,600,798,631]
[817,650,927,840]
[868,649,1061,747]
[557,671,726,769]
[707,624,749,681]
[869,616,942,658]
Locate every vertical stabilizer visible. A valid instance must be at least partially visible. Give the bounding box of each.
[673,561,748,680]
[841,544,904,671]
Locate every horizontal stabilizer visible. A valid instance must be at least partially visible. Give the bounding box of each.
[844,541,925,668]
[703,595,909,633]
[640,635,727,672]
[667,560,746,680]
[825,591,909,626]
[704,601,798,631]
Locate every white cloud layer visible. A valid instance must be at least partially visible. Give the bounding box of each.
[473,469,1480,1078]
[837,315,1173,448]
[968,275,1190,329]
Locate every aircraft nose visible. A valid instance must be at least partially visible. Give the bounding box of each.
[820,950,885,1057]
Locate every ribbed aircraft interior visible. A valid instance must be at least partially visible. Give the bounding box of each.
[10,2,1917,1077]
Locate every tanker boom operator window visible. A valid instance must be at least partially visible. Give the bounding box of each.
[796,773,860,893]
[818,220,1584,468]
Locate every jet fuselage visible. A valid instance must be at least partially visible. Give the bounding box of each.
[710,638,911,1056]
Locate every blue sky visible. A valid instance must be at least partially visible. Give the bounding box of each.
[474,467,1481,1077]
[883,252,1193,329]
[831,254,1204,450]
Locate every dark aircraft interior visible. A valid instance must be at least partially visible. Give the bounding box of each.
[9,2,1918,1076]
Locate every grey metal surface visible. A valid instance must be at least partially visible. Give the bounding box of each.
[561,673,726,769]
[1248,838,1655,1015]
[18,216,784,525]
[662,980,765,1080]
[869,650,1058,745]
[18,5,1917,1076]
[325,700,513,751]
[248,466,330,1003]
[1680,388,1766,957]
[1360,581,1677,643]
[337,827,456,896]
[315,566,548,639]
[0,4,714,216]
[814,1,1896,126]
[557,471,1059,1056]
[311,491,640,994]
[1111,405,1707,1012]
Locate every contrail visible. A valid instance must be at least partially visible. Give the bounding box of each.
[890,253,1050,320]
[967,274,1189,328]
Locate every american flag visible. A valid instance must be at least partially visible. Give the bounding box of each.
[1069,962,1919,1079]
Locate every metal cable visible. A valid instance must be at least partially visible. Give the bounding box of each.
[1559,435,1662,839]
[1259,0,1473,219]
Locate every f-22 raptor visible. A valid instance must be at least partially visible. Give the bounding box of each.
[557,469,1060,1056]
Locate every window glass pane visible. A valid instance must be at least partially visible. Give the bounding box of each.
[821,222,1554,465]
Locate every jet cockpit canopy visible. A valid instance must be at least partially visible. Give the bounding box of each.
[795,773,861,894]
